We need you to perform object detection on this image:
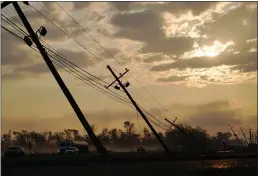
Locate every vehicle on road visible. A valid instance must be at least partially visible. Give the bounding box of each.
[58,140,89,155]
[136,146,146,152]
[64,147,79,155]
[4,146,25,157]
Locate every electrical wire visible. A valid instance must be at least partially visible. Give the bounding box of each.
[1,23,134,109]
[29,3,107,66]
[2,14,169,132]
[54,1,173,120]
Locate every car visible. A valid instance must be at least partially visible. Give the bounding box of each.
[136,146,146,152]
[58,140,89,155]
[4,146,25,157]
[64,147,79,155]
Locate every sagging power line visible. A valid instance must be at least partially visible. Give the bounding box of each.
[4,1,108,157]
[2,14,169,132]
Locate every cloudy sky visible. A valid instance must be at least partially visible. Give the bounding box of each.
[1,2,257,136]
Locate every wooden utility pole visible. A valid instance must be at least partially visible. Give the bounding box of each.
[166,117,177,132]
[240,127,249,146]
[248,126,253,144]
[8,2,107,157]
[106,65,171,157]
[165,118,203,146]
[229,125,244,147]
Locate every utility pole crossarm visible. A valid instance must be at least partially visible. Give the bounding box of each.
[106,65,171,157]
[11,2,107,157]
[105,68,129,89]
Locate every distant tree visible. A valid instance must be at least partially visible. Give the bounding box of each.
[98,128,110,144]
[123,121,136,136]
[216,132,232,143]
[3,119,250,153]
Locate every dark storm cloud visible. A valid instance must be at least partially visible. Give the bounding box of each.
[143,55,166,63]
[11,49,96,75]
[1,30,34,66]
[141,37,194,55]
[2,72,28,80]
[73,2,92,10]
[24,2,86,42]
[57,49,95,66]
[43,26,69,42]
[13,63,50,74]
[42,2,56,11]
[157,75,189,83]
[198,3,257,51]
[196,100,231,110]
[111,9,194,56]
[186,100,242,127]
[109,2,134,11]
[187,109,241,127]
[151,2,217,16]
[98,47,121,60]
[150,51,257,72]
[110,2,217,16]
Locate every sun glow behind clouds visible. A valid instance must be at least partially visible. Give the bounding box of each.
[184,40,234,58]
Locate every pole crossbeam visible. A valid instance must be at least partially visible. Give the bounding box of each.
[105,68,129,89]
[11,2,107,157]
[106,65,171,157]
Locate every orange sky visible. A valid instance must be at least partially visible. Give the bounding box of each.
[1,2,257,135]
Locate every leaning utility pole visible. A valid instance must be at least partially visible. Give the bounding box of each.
[229,125,244,147]
[6,2,107,156]
[165,118,205,149]
[240,127,249,146]
[248,125,254,144]
[166,117,177,132]
[106,65,171,157]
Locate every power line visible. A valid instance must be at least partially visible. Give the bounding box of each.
[55,2,123,66]
[31,3,168,130]
[2,9,111,87]
[49,3,170,130]
[1,13,27,36]
[1,23,132,109]
[54,2,172,118]
[29,3,107,66]
[26,2,164,126]
[2,15,168,132]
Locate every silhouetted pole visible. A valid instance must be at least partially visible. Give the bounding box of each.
[165,118,188,136]
[240,127,249,146]
[165,118,208,150]
[1,1,12,9]
[166,117,177,132]
[12,2,107,157]
[106,65,171,157]
[229,125,244,147]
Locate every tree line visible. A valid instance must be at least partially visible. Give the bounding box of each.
[1,120,247,153]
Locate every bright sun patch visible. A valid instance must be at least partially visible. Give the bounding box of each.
[184,40,234,58]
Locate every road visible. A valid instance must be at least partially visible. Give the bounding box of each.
[2,158,257,176]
